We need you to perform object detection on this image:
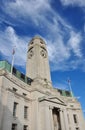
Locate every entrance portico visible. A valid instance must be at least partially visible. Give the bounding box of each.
[39,96,69,130]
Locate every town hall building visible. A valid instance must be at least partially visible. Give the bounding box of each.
[0,36,85,130]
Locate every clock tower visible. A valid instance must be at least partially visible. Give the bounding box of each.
[26,36,52,86]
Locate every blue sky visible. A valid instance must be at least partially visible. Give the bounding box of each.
[0,0,85,117]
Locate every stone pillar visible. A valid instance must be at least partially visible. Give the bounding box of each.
[59,109,65,130]
[43,105,52,130]
[31,100,40,130]
[63,109,69,130]
[49,106,54,130]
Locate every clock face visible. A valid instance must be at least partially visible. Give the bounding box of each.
[40,49,47,58]
[28,50,34,59]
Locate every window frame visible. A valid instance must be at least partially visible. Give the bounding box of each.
[13,102,18,117]
[23,125,28,130]
[73,114,78,124]
[11,123,17,130]
[24,106,28,119]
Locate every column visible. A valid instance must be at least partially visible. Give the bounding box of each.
[49,106,54,130]
[31,100,39,130]
[63,109,69,130]
[59,109,65,130]
[43,105,52,130]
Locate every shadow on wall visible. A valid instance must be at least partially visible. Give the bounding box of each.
[0,93,27,130]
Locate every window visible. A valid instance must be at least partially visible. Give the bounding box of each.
[12,124,17,130]
[28,47,33,52]
[23,93,27,96]
[30,41,34,44]
[24,106,28,119]
[13,88,17,92]
[27,78,33,85]
[73,114,78,124]
[65,91,71,97]
[40,46,46,51]
[13,102,18,117]
[21,73,25,80]
[13,67,17,74]
[58,89,62,95]
[23,125,28,130]
[40,40,44,44]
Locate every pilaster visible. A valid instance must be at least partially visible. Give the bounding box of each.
[63,109,69,130]
[59,109,65,130]
[43,105,52,130]
[49,106,54,130]
[31,99,40,130]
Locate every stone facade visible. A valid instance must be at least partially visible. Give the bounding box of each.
[0,36,85,130]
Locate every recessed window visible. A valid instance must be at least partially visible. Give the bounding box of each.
[21,73,25,80]
[11,124,17,130]
[28,50,34,59]
[58,89,62,95]
[65,91,71,97]
[40,41,44,44]
[13,102,18,117]
[23,93,27,96]
[30,41,34,44]
[76,128,80,130]
[24,106,28,119]
[13,88,17,92]
[27,78,33,85]
[13,67,17,74]
[40,46,46,51]
[73,114,78,124]
[28,47,33,52]
[23,125,28,130]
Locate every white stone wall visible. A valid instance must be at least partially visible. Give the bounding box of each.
[26,37,51,82]
[0,72,85,130]
[0,76,31,130]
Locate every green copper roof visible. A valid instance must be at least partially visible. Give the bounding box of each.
[0,60,33,85]
[57,89,73,97]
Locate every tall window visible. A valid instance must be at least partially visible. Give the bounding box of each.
[73,114,78,124]
[24,106,28,119]
[23,125,28,130]
[12,124,17,130]
[13,102,18,117]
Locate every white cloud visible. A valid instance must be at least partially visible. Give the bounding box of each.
[67,31,82,57]
[1,0,72,28]
[0,26,29,67]
[2,0,51,25]
[0,0,85,72]
[47,37,70,63]
[47,30,83,71]
[60,0,85,7]
[0,25,84,72]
